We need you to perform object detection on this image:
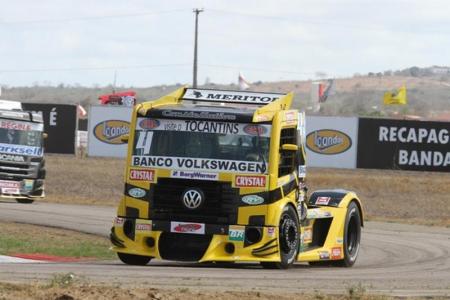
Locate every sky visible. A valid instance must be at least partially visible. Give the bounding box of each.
[0,0,449,87]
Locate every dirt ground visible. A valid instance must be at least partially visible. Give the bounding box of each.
[44,154,450,227]
[0,282,418,300]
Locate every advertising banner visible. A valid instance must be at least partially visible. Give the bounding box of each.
[305,116,358,168]
[22,103,77,154]
[357,118,450,172]
[87,106,132,157]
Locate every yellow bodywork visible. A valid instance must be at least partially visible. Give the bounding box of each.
[112,87,363,264]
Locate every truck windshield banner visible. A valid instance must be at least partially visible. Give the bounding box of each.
[0,143,43,157]
[182,88,283,104]
[132,156,267,174]
[136,118,271,137]
[0,120,43,131]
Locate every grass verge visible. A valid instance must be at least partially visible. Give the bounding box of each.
[0,222,115,260]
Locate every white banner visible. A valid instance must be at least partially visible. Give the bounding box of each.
[305,116,358,169]
[132,155,267,174]
[182,88,283,104]
[87,106,132,158]
[136,118,271,137]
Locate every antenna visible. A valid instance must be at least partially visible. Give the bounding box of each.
[192,8,204,88]
[113,70,117,93]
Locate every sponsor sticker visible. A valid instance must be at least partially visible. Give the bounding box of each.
[129,169,155,181]
[234,175,267,187]
[241,194,264,205]
[243,124,267,136]
[171,170,218,181]
[114,217,125,227]
[298,165,306,177]
[336,238,344,245]
[307,208,332,219]
[0,180,20,189]
[0,120,32,131]
[228,225,245,241]
[315,196,331,205]
[182,88,282,104]
[161,110,237,121]
[23,179,34,191]
[1,188,19,194]
[303,227,312,243]
[170,221,205,235]
[0,154,25,162]
[93,120,130,145]
[331,247,342,260]
[128,187,146,198]
[132,156,267,174]
[306,129,352,155]
[267,227,276,238]
[319,251,330,260]
[135,220,152,231]
[284,111,297,125]
[0,143,43,157]
[139,119,160,130]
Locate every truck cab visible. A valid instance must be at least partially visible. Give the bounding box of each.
[0,101,46,203]
[111,87,363,269]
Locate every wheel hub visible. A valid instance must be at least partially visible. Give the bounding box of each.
[280,218,298,253]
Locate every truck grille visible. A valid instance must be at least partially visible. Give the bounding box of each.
[150,178,239,224]
[0,161,35,178]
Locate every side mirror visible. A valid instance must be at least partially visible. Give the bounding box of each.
[43,133,48,139]
[281,144,298,151]
[120,134,129,143]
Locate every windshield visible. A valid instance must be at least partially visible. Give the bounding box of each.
[0,120,43,147]
[131,118,271,174]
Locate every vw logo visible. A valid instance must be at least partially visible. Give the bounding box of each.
[182,188,204,209]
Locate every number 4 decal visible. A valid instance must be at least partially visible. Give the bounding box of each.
[135,131,153,155]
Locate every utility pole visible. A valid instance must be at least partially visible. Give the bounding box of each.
[192,8,203,88]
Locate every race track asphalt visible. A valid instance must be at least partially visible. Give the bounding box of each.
[0,201,449,297]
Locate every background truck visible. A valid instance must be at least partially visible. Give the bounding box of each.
[111,87,363,269]
[0,100,46,203]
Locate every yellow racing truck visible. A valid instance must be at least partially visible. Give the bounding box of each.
[111,88,363,269]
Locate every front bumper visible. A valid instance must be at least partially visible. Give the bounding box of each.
[0,179,45,199]
[111,217,281,262]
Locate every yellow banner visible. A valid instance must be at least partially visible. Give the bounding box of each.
[383,85,407,105]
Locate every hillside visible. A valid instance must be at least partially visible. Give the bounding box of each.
[1,66,450,119]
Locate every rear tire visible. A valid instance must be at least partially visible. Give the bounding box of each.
[333,201,361,267]
[261,205,300,269]
[117,252,152,266]
[16,198,34,204]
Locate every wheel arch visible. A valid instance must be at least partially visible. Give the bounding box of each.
[308,189,364,227]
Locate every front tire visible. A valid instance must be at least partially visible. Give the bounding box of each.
[261,205,300,269]
[333,201,361,267]
[117,252,152,266]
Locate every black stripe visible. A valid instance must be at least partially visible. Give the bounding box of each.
[252,244,278,254]
[252,250,279,257]
[243,174,298,205]
[252,238,277,252]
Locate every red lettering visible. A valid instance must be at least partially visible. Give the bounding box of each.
[129,169,155,181]
[235,175,266,187]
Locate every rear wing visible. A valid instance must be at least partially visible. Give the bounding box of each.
[0,99,22,110]
[137,87,294,122]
